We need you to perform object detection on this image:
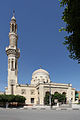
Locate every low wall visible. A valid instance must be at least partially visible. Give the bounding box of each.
[72,104,80,108]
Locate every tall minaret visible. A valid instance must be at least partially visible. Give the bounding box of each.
[6,11,20,95]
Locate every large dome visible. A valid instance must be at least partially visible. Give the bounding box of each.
[31,68,50,85]
[32,68,49,76]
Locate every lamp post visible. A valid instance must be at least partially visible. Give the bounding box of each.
[49,81,52,108]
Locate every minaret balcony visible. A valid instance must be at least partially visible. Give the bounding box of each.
[6,47,20,58]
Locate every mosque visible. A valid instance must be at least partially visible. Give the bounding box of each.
[5,13,75,105]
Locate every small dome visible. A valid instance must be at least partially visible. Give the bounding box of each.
[11,16,16,22]
[32,68,49,76]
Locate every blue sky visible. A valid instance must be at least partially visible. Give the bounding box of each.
[0,0,80,92]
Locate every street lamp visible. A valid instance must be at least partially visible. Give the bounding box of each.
[49,81,52,108]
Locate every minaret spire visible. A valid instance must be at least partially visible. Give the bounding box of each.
[5,12,20,95]
[13,10,15,17]
[40,65,42,69]
[11,10,16,22]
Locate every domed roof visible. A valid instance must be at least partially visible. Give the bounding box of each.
[32,68,49,76]
[11,16,16,22]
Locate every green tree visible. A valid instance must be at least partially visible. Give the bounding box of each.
[60,0,80,63]
[44,92,50,105]
[75,91,79,100]
[44,92,66,105]
[14,95,26,103]
[0,95,26,103]
[51,93,66,104]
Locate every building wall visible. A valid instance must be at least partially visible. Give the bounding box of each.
[43,83,75,104]
[0,92,4,95]
[6,82,75,105]
[15,85,38,105]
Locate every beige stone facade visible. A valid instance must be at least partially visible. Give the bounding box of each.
[0,92,4,95]
[5,14,75,105]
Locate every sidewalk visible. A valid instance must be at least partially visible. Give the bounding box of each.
[0,104,80,111]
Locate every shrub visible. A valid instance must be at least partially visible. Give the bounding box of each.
[0,94,26,103]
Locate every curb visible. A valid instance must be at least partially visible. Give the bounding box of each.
[0,108,80,111]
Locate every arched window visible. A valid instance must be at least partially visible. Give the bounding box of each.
[11,59,14,70]
[15,60,17,69]
[62,92,66,94]
[62,92,66,96]
[15,24,17,32]
[12,24,14,32]
[54,92,59,94]
[45,91,50,95]
[62,92,66,103]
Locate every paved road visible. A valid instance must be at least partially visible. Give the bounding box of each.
[0,108,80,120]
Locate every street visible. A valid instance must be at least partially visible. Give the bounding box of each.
[0,108,80,120]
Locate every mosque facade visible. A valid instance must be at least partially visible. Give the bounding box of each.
[5,14,75,105]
